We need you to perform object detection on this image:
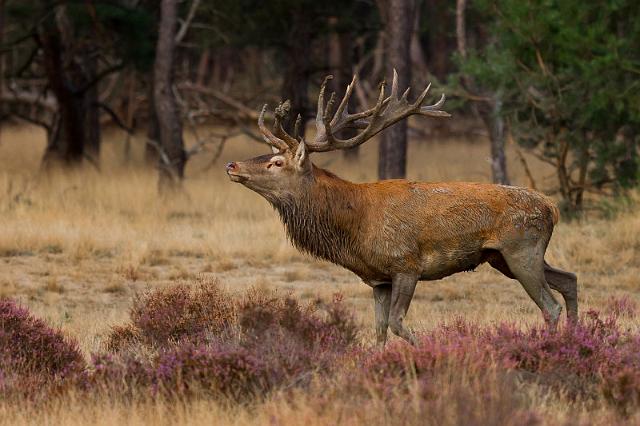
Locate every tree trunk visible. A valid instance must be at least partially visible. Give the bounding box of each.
[410,1,429,84]
[619,125,638,188]
[39,14,86,167]
[0,0,5,144]
[478,97,509,185]
[153,0,186,191]
[378,0,415,180]
[426,0,451,80]
[84,54,100,163]
[281,7,311,135]
[38,5,102,169]
[574,143,589,211]
[455,0,509,185]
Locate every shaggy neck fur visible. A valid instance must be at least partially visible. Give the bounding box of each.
[268,167,363,266]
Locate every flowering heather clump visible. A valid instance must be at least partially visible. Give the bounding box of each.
[4,280,640,419]
[490,312,620,373]
[356,312,640,412]
[0,298,85,399]
[238,291,359,386]
[88,353,153,397]
[154,343,269,399]
[98,282,359,400]
[240,291,358,349]
[105,277,236,350]
[356,319,496,398]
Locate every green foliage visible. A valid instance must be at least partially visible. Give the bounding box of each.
[460,0,640,210]
[75,4,156,71]
[3,1,156,73]
[199,0,376,46]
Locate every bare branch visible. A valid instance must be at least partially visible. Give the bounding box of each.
[95,101,134,134]
[178,82,270,121]
[175,0,202,44]
[1,89,57,111]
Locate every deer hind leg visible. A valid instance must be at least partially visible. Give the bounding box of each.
[501,247,563,329]
[388,273,418,345]
[544,262,578,322]
[373,284,392,347]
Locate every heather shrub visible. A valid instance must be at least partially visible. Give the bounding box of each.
[599,331,640,415]
[356,319,495,398]
[601,366,640,416]
[88,353,153,398]
[239,291,358,348]
[154,343,269,399]
[105,277,236,351]
[238,292,359,387]
[354,312,640,413]
[98,281,359,401]
[0,298,85,399]
[5,279,639,418]
[326,355,539,426]
[488,313,640,413]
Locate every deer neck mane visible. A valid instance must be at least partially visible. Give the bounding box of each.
[270,166,362,264]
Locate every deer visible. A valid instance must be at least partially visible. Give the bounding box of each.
[226,71,578,346]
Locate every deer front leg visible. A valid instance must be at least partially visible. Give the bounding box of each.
[388,273,418,345]
[373,283,392,347]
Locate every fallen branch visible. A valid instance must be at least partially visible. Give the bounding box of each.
[1,89,57,111]
[178,82,270,121]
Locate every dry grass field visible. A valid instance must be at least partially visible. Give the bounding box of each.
[1,123,639,425]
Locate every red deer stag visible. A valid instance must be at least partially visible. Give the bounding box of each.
[226,72,578,345]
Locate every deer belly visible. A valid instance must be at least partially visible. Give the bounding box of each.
[418,251,484,281]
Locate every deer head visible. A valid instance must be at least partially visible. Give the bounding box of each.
[226,71,450,200]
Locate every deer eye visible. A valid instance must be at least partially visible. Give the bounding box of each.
[274,160,284,167]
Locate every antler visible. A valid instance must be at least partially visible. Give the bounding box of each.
[258,105,289,151]
[257,69,450,153]
[257,100,300,152]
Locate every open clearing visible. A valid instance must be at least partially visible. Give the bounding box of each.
[1,125,639,424]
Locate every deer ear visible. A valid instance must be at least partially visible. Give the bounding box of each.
[294,141,307,170]
[271,145,280,154]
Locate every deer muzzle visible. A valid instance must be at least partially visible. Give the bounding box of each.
[226,162,249,183]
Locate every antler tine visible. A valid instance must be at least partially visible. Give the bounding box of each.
[293,114,302,140]
[273,100,286,132]
[390,68,399,99]
[258,104,289,151]
[331,74,357,126]
[316,75,333,130]
[414,82,432,106]
[418,93,450,117]
[324,91,336,119]
[322,91,338,145]
[401,87,411,101]
[272,100,299,149]
[410,83,449,117]
[373,78,388,116]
